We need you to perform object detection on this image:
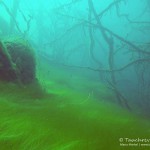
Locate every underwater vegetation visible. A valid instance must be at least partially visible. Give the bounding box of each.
[0,0,150,149]
[0,57,150,149]
[0,64,150,150]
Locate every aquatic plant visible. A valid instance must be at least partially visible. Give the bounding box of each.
[0,71,150,150]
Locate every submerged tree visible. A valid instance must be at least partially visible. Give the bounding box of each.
[45,0,150,112]
[0,0,33,37]
[0,0,150,113]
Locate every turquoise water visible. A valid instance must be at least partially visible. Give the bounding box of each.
[0,0,150,149]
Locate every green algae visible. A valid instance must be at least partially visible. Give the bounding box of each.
[0,63,150,150]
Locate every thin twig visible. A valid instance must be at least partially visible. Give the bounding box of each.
[0,1,22,34]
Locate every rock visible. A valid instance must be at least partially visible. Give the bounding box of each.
[0,38,36,84]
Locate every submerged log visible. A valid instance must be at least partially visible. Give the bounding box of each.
[0,38,36,84]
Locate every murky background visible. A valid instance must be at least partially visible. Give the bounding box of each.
[0,0,150,149]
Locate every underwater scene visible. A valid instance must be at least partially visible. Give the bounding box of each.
[0,0,150,149]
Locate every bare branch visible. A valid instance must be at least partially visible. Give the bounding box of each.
[0,1,22,34]
[122,15,150,24]
[98,0,124,18]
[100,25,150,55]
[19,9,33,37]
[44,22,84,46]
[54,0,82,10]
[61,58,150,73]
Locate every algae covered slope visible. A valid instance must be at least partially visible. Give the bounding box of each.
[0,62,150,150]
[0,0,150,149]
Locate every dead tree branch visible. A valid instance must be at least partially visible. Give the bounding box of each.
[88,4,102,65]
[0,1,22,34]
[88,0,131,110]
[60,58,150,73]
[98,0,124,19]
[19,9,33,37]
